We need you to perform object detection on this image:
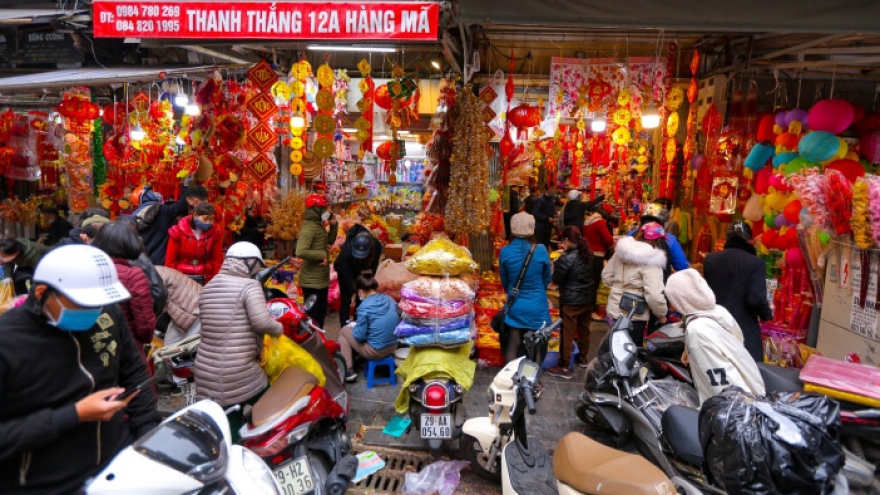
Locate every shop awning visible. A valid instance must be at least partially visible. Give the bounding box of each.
[0,9,86,24]
[0,66,236,92]
[458,0,880,34]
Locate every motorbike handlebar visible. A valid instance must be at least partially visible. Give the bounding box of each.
[254,257,292,285]
[523,385,536,414]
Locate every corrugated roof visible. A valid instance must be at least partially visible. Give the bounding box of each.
[0,66,237,92]
[0,9,85,22]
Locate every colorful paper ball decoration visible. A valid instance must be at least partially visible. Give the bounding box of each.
[785,247,805,266]
[860,130,880,164]
[772,151,799,168]
[852,103,866,125]
[745,143,775,171]
[743,194,764,221]
[775,132,800,151]
[764,213,777,229]
[783,200,803,224]
[785,109,809,128]
[775,213,787,228]
[761,230,779,249]
[754,167,772,194]
[854,111,880,136]
[769,173,791,193]
[757,114,777,142]
[808,99,854,134]
[783,228,800,250]
[784,157,815,176]
[752,221,765,239]
[825,159,864,184]
[775,111,788,128]
[798,131,840,162]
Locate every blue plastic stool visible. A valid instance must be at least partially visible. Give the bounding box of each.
[366,355,397,388]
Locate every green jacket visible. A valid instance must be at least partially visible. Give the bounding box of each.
[2,238,48,280]
[295,209,338,289]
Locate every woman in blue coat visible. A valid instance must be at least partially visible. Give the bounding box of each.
[499,212,552,363]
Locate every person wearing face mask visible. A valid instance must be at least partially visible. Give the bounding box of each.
[295,193,338,328]
[195,242,283,440]
[0,245,161,494]
[134,183,208,266]
[164,201,224,284]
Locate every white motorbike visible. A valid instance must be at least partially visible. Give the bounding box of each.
[86,400,281,494]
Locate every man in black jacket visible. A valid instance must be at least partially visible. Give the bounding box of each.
[703,221,774,362]
[0,245,161,494]
[39,207,73,247]
[531,186,558,249]
[135,184,208,265]
[333,224,382,327]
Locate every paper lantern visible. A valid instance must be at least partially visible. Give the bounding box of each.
[783,157,815,175]
[785,247,805,266]
[375,85,393,110]
[499,133,514,159]
[754,167,772,194]
[775,132,800,151]
[852,103,866,125]
[775,213,787,228]
[757,114,777,142]
[769,173,791,193]
[860,130,880,163]
[761,230,779,249]
[785,109,809,128]
[745,143,775,171]
[766,191,791,211]
[508,104,542,131]
[743,194,764,221]
[764,213,777,229]
[854,111,880,136]
[775,111,788,128]
[782,228,800,250]
[772,151,798,169]
[752,220,765,239]
[783,200,802,224]
[825,159,864,184]
[808,99,854,134]
[798,131,840,162]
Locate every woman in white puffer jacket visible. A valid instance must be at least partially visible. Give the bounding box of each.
[601,222,669,346]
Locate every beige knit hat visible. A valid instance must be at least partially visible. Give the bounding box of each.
[665,268,716,315]
[510,212,535,238]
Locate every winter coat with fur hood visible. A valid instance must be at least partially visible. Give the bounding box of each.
[195,257,283,406]
[601,236,667,321]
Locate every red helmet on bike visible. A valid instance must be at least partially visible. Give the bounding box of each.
[305,193,329,209]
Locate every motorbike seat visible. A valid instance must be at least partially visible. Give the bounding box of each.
[252,366,318,427]
[660,405,703,465]
[553,432,675,495]
[757,363,803,393]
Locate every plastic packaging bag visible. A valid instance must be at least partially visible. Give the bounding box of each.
[405,238,478,276]
[375,259,418,300]
[395,314,473,337]
[399,328,472,347]
[260,334,326,386]
[401,460,470,495]
[0,279,13,314]
[699,387,844,495]
[399,297,473,319]
[401,276,475,301]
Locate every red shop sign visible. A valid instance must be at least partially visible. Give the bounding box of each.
[93,1,440,41]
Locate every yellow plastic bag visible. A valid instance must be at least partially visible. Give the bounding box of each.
[405,237,478,276]
[0,279,13,315]
[260,334,326,386]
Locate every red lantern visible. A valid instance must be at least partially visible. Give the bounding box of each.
[508,104,542,130]
[375,85,393,110]
[499,133,514,159]
[376,140,393,160]
[756,114,777,143]
[57,98,99,121]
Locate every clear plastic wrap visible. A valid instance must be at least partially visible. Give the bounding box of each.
[631,377,699,430]
[400,277,475,301]
[375,259,418,300]
[401,460,470,495]
[405,237,478,276]
[398,297,473,319]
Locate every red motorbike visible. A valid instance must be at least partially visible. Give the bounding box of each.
[239,262,355,495]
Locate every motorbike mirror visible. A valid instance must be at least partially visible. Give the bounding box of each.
[303,294,317,311]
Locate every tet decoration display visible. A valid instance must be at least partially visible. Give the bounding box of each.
[445,84,491,237]
[57,89,99,213]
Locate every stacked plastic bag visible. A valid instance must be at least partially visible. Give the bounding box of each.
[395,238,477,347]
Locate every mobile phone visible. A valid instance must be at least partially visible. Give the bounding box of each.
[115,376,156,401]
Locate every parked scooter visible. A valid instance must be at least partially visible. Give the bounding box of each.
[406,374,467,456]
[86,400,282,494]
[576,293,859,494]
[239,260,357,495]
[460,319,561,482]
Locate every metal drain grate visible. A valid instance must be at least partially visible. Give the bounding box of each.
[349,446,430,494]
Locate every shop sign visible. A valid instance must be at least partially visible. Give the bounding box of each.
[2,31,84,66]
[93,1,440,41]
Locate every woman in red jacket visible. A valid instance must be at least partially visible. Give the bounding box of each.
[91,221,157,346]
[583,203,615,321]
[165,201,224,284]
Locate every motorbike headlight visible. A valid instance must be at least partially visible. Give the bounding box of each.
[240,447,282,495]
[487,386,495,405]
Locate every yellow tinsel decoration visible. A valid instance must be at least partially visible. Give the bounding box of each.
[852,177,873,249]
[445,85,491,236]
[266,190,308,241]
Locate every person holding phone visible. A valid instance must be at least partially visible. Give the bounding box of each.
[0,245,161,494]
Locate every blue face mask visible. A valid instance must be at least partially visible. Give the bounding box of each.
[46,294,103,332]
[193,218,213,231]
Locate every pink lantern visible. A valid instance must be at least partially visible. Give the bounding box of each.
[785,247,805,266]
[808,99,854,134]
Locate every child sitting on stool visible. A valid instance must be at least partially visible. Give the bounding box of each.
[337,271,400,382]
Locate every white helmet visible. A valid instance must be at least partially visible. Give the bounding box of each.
[226,242,265,266]
[32,245,130,307]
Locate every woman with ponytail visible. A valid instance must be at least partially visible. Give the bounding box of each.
[547,226,596,378]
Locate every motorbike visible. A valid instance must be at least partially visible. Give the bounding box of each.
[86,400,282,494]
[240,264,356,495]
[406,373,468,456]
[576,293,863,494]
[460,319,561,482]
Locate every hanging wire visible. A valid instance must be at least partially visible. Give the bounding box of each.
[796,72,803,108]
[770,69,781,109]
[873,84,880,111]
[830,65,837,99]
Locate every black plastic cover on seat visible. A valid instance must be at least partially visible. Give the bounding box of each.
[756,363,803,393]
[661,405,703,466]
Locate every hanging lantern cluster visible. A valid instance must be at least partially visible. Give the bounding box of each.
[354,58,375,157]
[57,88,99,213]
[288,60,311,180]
[445,84,491,236]
[312,61,337,163]
[245,59,280,183]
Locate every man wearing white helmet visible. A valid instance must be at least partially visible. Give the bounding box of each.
[0,245,161,494]
[196,241,282,441]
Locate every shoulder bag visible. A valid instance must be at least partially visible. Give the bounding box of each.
[490,244,537,333]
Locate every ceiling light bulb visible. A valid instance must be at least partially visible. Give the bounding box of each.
[175,135,186,145]
[174,92,189,107]
[431,60,441,70]
[130,124,145,141]
[290,111,305,129]
[591,116,607,133]
[185,103,200,116]
[641,101,661,129]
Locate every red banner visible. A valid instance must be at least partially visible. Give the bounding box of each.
[93,1,440,40]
